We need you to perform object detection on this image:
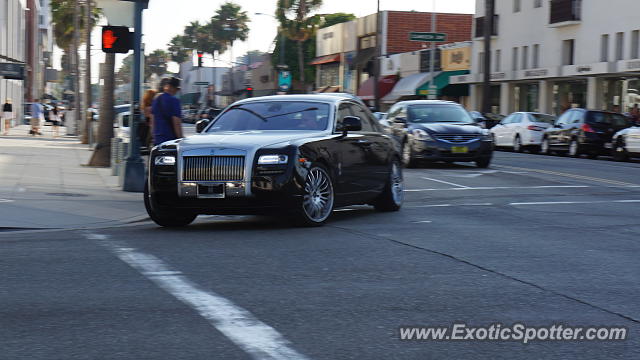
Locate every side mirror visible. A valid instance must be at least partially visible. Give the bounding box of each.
[196,119,210,133]
[393,116,407,124]
[339,116,362,133]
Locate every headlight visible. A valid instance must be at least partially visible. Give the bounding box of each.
[413,129,434,141]
[154,155,176,165]
[257,154,289,165]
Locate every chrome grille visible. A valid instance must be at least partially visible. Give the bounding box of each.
[434,134,478,143]
[182,156,245,181]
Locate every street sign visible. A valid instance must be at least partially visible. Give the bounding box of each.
[409,32,447,42]
[101,26,133,53]
[278,70,291,92]
[194,81,209,86]
[0,63,25,80]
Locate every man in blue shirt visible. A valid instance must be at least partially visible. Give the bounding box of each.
[30,99,43,136]
[151,77,184,145]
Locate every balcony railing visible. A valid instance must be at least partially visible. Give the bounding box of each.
[549,0,581,24]
[474,15,499,38]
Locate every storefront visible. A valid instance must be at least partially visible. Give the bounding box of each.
[514,83,540,112]
[415,70,470,103]
[553,80,587,114]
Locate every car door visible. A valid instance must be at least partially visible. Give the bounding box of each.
[563,109,585,147]
[547,110,571,146]
[350,102,390,194]
[505,113,523,146]
[492,114,512,146]
[334,102,370,197]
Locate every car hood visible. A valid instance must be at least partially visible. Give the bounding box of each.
[412,123,483,134]
[177,130,324,153]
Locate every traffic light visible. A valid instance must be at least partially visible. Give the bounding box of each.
[197,52,204,67]
[101,26,132,53]
[246,87,253,97]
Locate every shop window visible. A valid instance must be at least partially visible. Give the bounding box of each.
[512,47,519,71]
[631,31,639,59]
[495,49,502,72]
[522,46,529,69]
[600,34,609,62]
[533,45,540,68]
[616,32,625,61]
[562,39,575,65]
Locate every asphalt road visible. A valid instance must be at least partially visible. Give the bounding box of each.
[2,151,639,359]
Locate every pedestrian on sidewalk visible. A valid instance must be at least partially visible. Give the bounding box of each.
[51,105,61,137]
[30,100,43,136]
[151,77,184,145]
[2,99,13,135]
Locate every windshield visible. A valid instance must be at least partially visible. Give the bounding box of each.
[206,101,330,132]
[529,113,556,124]
[586,112,630,127]
[407,104,474,124]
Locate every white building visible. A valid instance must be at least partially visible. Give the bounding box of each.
[178,61,228,108]
[0,0,27,125]
[460,0,640,115]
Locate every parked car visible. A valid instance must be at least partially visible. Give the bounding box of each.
[491,112,556,153]
[146,94,404,227]
[611,124,640,161]
[541,109,632,158]
[383,100,493,168]
[470,111,504,129]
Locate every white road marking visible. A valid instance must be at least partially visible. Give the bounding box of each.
[441,173,485,178]
[493,164,640,187]
[0,198,14,203]
[410,203,493,208]
[510,199,640,206]
[404,185,590,192]
[92,235,309,360]
[420,177,470,188]
[412,220,433,223]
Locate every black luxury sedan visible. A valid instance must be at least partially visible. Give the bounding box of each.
[383,100,493,168]
[541,109,632,158]
[146,95,404,227]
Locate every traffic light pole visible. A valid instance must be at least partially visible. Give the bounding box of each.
[122,0,146,192]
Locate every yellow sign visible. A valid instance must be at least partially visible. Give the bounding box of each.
[441,47,471,71]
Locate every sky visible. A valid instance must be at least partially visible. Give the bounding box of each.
[57,0,475,82]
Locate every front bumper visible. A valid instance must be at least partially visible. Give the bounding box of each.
[411,139,493,161]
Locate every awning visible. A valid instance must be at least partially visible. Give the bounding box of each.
[381,72,438,104]
[415,70,469,97]
[315,85,341,93]
[357,75,398,100]
[310,54,340,65]
[350,47,376,70]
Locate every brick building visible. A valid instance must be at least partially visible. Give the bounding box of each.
[384,12,473,54]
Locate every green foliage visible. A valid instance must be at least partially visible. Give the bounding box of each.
[167,35,191,64]
[320,12,356,28]
[51,0,100,51]
[116,49,172,84]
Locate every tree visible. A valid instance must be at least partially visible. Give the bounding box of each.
[276,0,322,86]
[167,35,191,64]
[147,49,169,78]
[320,12,356,28]
[210,2,250,96]
[116,54,133,84]
[87,53,115,166]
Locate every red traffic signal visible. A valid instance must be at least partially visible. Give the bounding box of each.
[197,52,204,67]
[102,26,132,53]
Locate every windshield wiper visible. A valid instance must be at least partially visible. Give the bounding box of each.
[264,107,319,120]
[232,106,268,122]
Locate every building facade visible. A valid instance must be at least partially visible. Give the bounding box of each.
[1,0,27,124]
[462,0,640,115]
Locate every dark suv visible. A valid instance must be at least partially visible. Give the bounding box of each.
[541,109,632,158]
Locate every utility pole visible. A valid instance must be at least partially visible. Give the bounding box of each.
[481,0,494,114]
[373,0,380,111]
[122,0,148,192]
[83,0,92,144]
[72,0,81,136]
[428,5,437,100]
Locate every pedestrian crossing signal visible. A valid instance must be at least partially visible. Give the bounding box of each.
[102,26,132,53]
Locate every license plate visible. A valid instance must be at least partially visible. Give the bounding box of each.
[451,146,469,154]
[604,142,612,149]
[197,184,225,199]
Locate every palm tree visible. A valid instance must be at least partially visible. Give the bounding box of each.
[167,35,191,64]
[276,0,322,86]
[146,50,170,79]
[87,53,115,166]
[211,2,250,97]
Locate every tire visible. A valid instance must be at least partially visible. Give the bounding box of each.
[374,160,403,212]
[144,181,197,227]
[569,139,581,158]
[475,157,491,168]
[529,146,540,154]
[586,153,598,160]
[401,140,418,168]
[513,135,523,153]
[540,137,552,155]
[612,139,629,162]
[294,165,335,226]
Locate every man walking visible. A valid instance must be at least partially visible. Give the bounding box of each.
[30,100,43,136]
[151,77,184,145]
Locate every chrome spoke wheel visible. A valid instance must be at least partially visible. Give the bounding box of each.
[390,162,404,206]
[302,167,334,223]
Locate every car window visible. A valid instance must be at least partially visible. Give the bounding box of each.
[570,110,584,123]
[335,103,353,131]
[556,111,572,125]
[500,114,514,125]
[206,101,331,132]
[387,105,401,121]
[511,114,522,124]
[407,104,475,124]
[586,112,630,127]
[349,103,379,132]
[529,113,556,124]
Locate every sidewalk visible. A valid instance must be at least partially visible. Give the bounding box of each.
[0,125,147,230]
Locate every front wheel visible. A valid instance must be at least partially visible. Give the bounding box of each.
[475,157,492,168]
[295,165,335,226]
[612,139,629,162]
[144,181,197,227]
[513,136,523,153]
[540,137,552,155]
[569,139,581,158]
[374,161,403,212]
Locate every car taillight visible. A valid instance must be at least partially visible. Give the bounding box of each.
[581,123,595,133]
[527,125,544,131]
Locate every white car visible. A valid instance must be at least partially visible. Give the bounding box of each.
[490,112,556,153]
[612,124,640,161]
